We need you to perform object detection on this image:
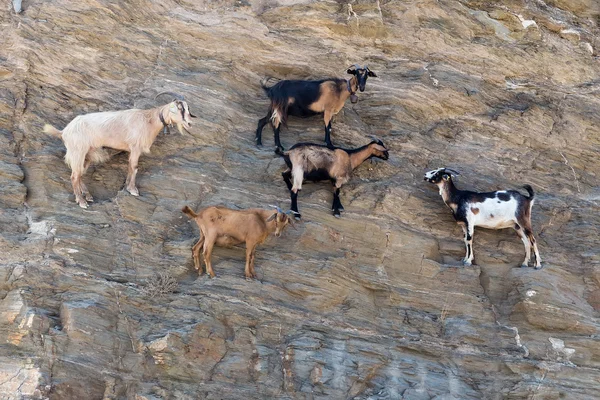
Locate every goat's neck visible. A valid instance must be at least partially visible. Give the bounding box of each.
[260,211,279,235]
[346,76,358,94]
[439,179,459,208]
[150,106,171,137]
[349,145,374,169]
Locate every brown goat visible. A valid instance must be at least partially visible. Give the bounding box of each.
[280,139,389,218]
[256,65,377,150]
[182,205,295,279]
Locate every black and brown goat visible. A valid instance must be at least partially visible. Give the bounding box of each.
[424,168,542,269]
[279,140,389,218]
[182,205,295,279]
[256,65,377,151]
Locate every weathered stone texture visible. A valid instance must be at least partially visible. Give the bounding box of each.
[0,0,599,399]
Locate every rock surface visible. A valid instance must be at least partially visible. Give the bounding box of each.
[1,0,599,399]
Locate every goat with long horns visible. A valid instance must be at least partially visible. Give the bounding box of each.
[43,91,196,208]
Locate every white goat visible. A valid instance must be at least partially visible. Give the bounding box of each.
[424,168,542,269]
[43,92,196,208]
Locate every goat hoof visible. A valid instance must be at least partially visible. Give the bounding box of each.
[521,263,529,268]
[127,187,139,197]
[78,202,88,209]
[462,260,472,267]
[294,213,301,220]
[85,194,94,202]
[333,211,341,218]
[534,264,543,270]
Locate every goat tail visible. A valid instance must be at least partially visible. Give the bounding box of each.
[523,184,535,199]
[260,77,281,94]
[43,124,63,138]
[260,77,272,94]
[182,205,198,219]
[271,99,289,128]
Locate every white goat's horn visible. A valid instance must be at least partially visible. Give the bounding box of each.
[155,91,185,101]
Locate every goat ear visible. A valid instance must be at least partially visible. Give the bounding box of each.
[442,174,450,181]
[367,70,377,77]
[288,215,297,230]
[347,68,357,75]
[266,213,277,222]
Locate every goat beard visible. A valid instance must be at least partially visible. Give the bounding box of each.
[176,123,189,135]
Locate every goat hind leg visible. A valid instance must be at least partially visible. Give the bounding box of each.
[255,110,271,146]
[525,229,542,269]
[323,111,333,148]
[282,170,293,191]
[81,150,98,202]
[515,225,531,268]
[271,119,284,151]
[192,236,205,274]
[71,171,88,209]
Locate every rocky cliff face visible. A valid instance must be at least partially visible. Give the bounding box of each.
[1,0,599,399]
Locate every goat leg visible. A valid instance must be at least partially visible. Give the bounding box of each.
[273,124,284,153]
[290,189,301,219]
[126,150,141,197]
[332,186,343,218]
[324,111,334,148]
[282,170,293,191]
[255,111,270,146]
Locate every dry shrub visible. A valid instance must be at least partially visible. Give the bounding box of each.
[142,272,178,298]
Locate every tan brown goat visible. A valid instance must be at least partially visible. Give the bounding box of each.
[182,205,295,279]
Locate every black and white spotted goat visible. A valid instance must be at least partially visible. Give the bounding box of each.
[424,168,542,269]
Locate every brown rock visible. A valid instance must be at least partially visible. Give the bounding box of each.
[0,0,599,398]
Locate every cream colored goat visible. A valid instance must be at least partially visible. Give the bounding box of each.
[43,94,196,208]
[182,205,295,279]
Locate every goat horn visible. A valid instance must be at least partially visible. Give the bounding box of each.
[444,168,460,175]
[155,91,185,101]
[268,204,284,213]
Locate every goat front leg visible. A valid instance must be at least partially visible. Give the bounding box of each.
[462,222,475,266]
[125,149,141,197]
[331,182,344,218]
[202,236,217,278]
[244,243,257,280]
[289,168,303,219]
[323,110,333,148]
[290,189,300,219]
